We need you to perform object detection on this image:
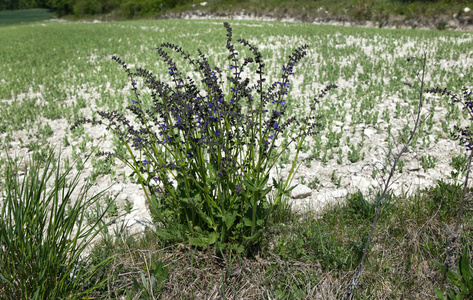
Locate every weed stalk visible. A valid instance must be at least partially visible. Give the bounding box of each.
[345,53,427,299]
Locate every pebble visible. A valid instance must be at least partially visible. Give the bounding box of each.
[291,184,312,199]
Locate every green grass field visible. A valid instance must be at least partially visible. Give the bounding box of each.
[0,8,53,26]
[0,19,472,298]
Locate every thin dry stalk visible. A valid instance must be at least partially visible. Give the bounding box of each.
[344,53,428,299]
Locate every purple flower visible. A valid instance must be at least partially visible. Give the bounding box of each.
[143,160,148,166]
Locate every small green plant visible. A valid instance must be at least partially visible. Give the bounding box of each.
[63,134,70,147]
[421,154,438,171]
[39,123,54,139]
[308,177,319,189]
[435,246,473,299]
[331,170,341,188]
[437,20,447,31]
[25,141,40,152]
[371,168,378,179]
[347,191,375,220]
[105,195,118,217]
[300,176,306,185]
[90,156,113,183]
[427,180,464,221]
[347,143,362,163]
[450,152,468,180]
[126,257,169,300]
[124,198,133,214]
[337,148,343,164]
[79,137,88,153]
[397,158,405,173]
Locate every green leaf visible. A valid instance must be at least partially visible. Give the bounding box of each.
[272,177,280,189]
[140,271,148,290]
[243,228,263,242]
[151,260,169,281]
[260,173,270,187]
[262,186,272,197]
[435,290,446,300]
[459,247,470,284]
[285,183,299,193]
[188,231,219,247]
[243,217,253,227]
[150,275,157,289]
[434,260,446,272]
[232,243,245,254]
[243,180,259,192]
[222,211,238,230]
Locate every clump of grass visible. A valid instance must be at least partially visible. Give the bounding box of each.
[74,22,336,254]
[0,149,114,299]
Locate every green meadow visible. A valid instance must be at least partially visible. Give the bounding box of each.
[0,8,53,25]
[0,18,472,299]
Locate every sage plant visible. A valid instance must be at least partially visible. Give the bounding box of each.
[73,23,335,252]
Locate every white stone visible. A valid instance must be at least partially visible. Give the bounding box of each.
[291,184,312,199]
[110,184,123,195]
[464,7,471,13]
[350,175,371,191]
[331,189,347,198]
[124,194,152,233]
[315,191,334,204]
[364,128,376,139]
[298,152,311,161]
